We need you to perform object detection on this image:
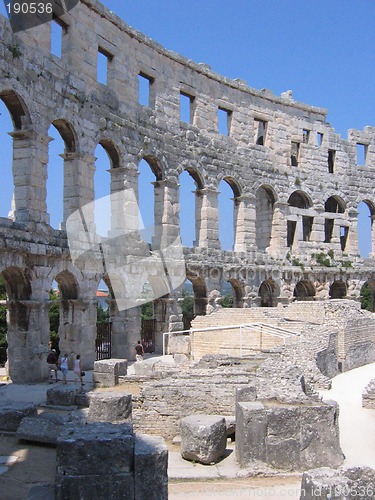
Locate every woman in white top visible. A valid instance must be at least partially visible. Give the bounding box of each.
[59,353,69,384]
[73,354,84,386]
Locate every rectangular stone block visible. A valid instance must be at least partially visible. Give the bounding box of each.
[134,434,168,500]
[236,402,267,466]
[94,358,127,376]
[88,392,132,423]
[93,372,118,387]
[55,473,134,500]
[57,423,134,476]
[46,386,82,406]
[0,402,37,431]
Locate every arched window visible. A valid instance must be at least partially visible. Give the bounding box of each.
[138,157,163,245]
[287,191,313,246]
[358,201,375,258]
[256,186,275,251]
[259,279,278,307]
[218,177,241,251]
[179,168,203,248]
[293,280,315,301]
[329,280,347,299]
[0,99,14,218]
[47,119,77,228]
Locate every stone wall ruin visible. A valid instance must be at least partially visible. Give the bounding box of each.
[0,0,375,382]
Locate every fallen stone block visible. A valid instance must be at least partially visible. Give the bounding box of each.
[0,401,37,431]
[300,466,375,499]
[180,414,227,465]
[134,434,168,500]
[88,392,132,423]
[46,386,83,406]
[17,412,69,445]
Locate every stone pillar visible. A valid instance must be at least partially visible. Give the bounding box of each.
[7,300,50,383]
[195,188,220,250]
[10,129,50,224]
[345,209,360,256]
[110,301,141,361]
[310,208,325,244]
[58,299,97,370]
[269,201,288,258]
[154,297,174,354]
[152,179,180,249]
[108,166,140,237]
[234,194,256,252]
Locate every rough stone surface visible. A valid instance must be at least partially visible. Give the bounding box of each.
[300,466,375,499]
[46,386,84,407]
[236,400,344,471]
[93,359,128,387]
[88,391,132,423]
[180,414,227,464]
[134,434,168,500]
[17,413,70,444]
[0,402,37,431]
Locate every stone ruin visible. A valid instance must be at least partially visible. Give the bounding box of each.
[0,0,374,385]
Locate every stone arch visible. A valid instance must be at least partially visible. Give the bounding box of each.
[98,138,121,169]
[259,279,279,307]
[218,175,242,251]
[293,280,316,301]
[178,166,205,247]
[51,118,77,153]
[0,89,31,130]
[357,199,375,257]
[329,280,347,299]
[325,195,346,214]
[142,154,164,181]
[187,272,207,316]
[227,278,244,308]
[256,185,276,251]
[54,270,79,300]
[360,279,375,312]
[288,190,312,209]
[1,266,32,300]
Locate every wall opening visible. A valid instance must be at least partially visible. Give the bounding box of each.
[138,73,155,108]
[287,220,297,247]
[291,141,300,166]
[328,149,335,173]
[302,216,313,241]
[259,279,277,307]
[218,178,240,251]
[358,200,374,257]
[94,142,115,237]
[47,124,65,228]
[50,18,67,58]
[217,107,232,136]
[317,132,323,146]
[324,218,334,243]
[0,99,14,218]
[329,280,347,299]
[356,143,367,166]
[180,92,194,124]
[179,168,202,248]
[340,226,349,251]
[97,47,112,85]
[293,280,315,301]
[138,158,162,245]
[302,129,310,144]
[360,281,375,312]
[256,186,275,251]
[254,119,267,145]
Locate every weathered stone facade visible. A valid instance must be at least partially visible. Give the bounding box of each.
[1,0,375,382]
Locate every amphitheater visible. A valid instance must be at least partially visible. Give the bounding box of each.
[0,0,375,390]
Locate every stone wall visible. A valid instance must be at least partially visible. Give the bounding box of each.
[0,0,375,382]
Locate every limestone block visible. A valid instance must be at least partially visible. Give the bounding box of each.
[134,434,168,500]
[168,334,191,356]
[300,466,375,500]
[55,473,134,500]
[235,385,257,406]
[0,402,37,431]
[17,413,69,445]
[56,422,134,476]
[180,414,227,464]
[46,386,83,406]
[88,392,132,423]
[93,372,117,387]
[235,402,267,465]
[94,359,128,376]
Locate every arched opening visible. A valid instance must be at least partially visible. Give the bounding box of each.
[358,201,375,258]
[0,275,8,367]
[259,279,278,307]
[0,91,31,221]
[179,168,204,248]
[218,177,241,251]
[324,196,346,245]
[325,196,345,214]
[138,157,163,246]
[288,191,312,210]
[256,186,275,251]
[0,99,15,218]
[293,280,316,301]
[227,279,244,308]
[47,119,77,229]
[360,281,375,312]
[186,273,207,317]
[329,280,347,299]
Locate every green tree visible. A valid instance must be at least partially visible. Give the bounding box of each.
[221,294,234,308]
[360,283,373,312]
[97,304,110,323]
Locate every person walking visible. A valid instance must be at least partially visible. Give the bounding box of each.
[135,340,144,362]
[59,353,69,384]
[73,354,85,387]
[47,349,58,383]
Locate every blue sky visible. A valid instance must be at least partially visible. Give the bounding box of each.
[0,0,374,255]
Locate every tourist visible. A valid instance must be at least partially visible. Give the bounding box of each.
[73,354,85,386]
[47,349,58,383]
[59,353,69,384]
[135,340,144,361]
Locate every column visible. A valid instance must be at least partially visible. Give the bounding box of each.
[234,194,256,252]
[110,302,141,361]
[345,209,360,257]
[58,299,97,370]
[269,201,289,258]
[152,179,180,249]
[195,188,220,250]
[7,300,50,383]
